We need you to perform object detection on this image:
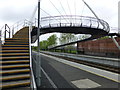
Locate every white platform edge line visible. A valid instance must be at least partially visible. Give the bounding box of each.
[41,53,120,83]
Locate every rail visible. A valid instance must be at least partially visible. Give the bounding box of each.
[0,19,38,44]
[41,15,110,32]
[41,51,120,68]
[0,15,110,44]
[0,25,11,44]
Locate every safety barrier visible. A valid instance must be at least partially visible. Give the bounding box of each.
[41,15,110,32]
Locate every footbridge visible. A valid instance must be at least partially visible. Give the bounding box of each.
[31,15,110,43]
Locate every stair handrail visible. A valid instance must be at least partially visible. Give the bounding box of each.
[0,25,5,44]
[0,19,37,44]
[11,19,30,36]
[29,21,37,89]
[4,24,11,39]
[28,4,38,89]
[0,24,11,44]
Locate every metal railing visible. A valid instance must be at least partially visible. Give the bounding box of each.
[0,15,109,44]
[11,19,30,35]
[0,25,11,44]
[4,24,11,39]
[0,19,38,44]
[31,51,39,89]
[41,15,110,32]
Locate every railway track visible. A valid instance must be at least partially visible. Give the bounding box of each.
[42,52,119,74]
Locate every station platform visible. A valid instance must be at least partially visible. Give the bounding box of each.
[33,52,119,89]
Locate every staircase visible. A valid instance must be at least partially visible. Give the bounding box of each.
[0,27,31,89]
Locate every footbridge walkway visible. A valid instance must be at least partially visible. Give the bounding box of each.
[31,15,110,43]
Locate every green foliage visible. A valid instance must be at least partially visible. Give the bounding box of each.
[59,33,77,44]
[47,34,58,47]
[39,34,58,50]
[32,46,37,51]
[40,40,48,50]
[98,36,110,40]
[78,34,90,40]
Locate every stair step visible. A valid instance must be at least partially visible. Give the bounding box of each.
[4,41,29,43]
[0,53,29,57]
[0,80,30,88]
[6,38,29,40]
[1,53,29,56]
[0,60,29,64]
[1,74,30,81]
[5,39,29,41]
[1,64,30,69]
[2,57,29,60]
[2,45,29,47]
[16,34,28,35]
[1,50,29,53]
[1,69,30,75]
[2,47,29,49]
[1,27,30,89]
[4,42,29,45]
[2,47,29,50]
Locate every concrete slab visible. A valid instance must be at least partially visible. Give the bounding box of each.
[71,79,101,88]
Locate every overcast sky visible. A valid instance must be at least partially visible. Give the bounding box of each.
[0,0,119,43]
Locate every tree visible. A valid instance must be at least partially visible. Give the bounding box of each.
[59,33,77,44]
[78,34,91,40]
[32,46,37,51]
[47,34,58,47]
[39,34,58,50]
[40,40,48,50]
[59,33,67,44]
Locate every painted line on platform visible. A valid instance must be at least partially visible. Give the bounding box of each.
[41,53,119,83]
[41,67,58,89]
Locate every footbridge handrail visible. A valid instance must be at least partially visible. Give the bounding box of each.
[41,15,110,32]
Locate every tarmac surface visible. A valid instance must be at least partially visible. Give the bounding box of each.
[32,52,119,90]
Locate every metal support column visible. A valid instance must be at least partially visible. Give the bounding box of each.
[111,36,120,50]
[82,0,106,29]
[36,0,41,87]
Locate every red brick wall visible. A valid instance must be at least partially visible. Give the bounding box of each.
[77,37,120,57]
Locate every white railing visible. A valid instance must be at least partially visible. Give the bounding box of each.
[0,19,38,44]
[41,15,110,32]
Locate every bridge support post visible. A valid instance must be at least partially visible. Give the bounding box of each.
[36,0,41,88]
[111,36,120,50]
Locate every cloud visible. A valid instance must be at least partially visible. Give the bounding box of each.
[0,0,37,26]
[0,0,119,42]
[0,0,118,26]
[85,0,118,27]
